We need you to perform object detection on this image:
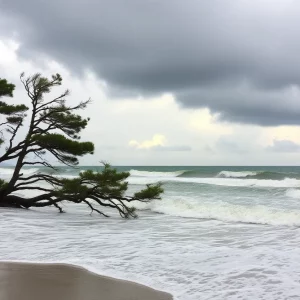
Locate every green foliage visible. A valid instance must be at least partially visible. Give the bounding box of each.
[0,102,28,115]
[41,108,89,139]
[6,116,23,125]
[0,178,7,189]
[55,177,89,199]
[21,72,62,101]
[0,78,15,98]
[134,183,164,200]
[0,78,28,149]
[79,164,130,198]
[32,134,94,156]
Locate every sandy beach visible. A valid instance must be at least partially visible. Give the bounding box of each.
[0,262,173,300]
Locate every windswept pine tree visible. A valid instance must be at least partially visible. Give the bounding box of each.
[0,78,27,148]
[0,78,15,97]
[0,73,163,217]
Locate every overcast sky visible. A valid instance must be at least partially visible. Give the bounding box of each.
[1,0,300,165]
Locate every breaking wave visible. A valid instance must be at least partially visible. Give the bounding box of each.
[285,188,300,199]
[129,169,300,181]
[133,198,300,226]
[128,176,300,188]
[217,171,260,178]
[217,170,300,180]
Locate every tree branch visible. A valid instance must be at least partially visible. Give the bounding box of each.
[34,99,90,128]
[14,186,53,192]
[83,199,109,217]
[36,90,69,113]
[7,120,23,152]
[53,202,64,213]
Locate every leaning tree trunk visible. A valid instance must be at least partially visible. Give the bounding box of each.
[0,193,57,209]
[0,195,25,208]
[0,161,24,208]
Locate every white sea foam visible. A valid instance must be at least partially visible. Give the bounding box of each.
[0,167,39,176]
[133,198,300,226]
[217,170,259,178]
[2,203,300,300]
[285,188,300,199]
[54,174,78,179]
[0,167,40,180]
[129,169,185,177]
[128,176,300,188]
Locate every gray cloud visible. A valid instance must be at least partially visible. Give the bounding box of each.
[2,0,300,125]
[152,145,191,152]
[216,136,248,154]
[178,84,300,125]
[267,139,300,152]
[203,145,215,155]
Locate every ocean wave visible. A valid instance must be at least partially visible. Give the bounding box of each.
[129,169,300,181]
[128,176,300,188]
[133,198,300,226]
[0,167,39,176]
[285,188,300,199]
[217,171,260,178]
[216,170,300,180]
[129,169,186,177]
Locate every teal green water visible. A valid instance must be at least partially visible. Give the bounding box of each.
[1,165,300,225]
[44,165,300,179]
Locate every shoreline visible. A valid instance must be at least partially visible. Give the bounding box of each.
[0,261,173,300]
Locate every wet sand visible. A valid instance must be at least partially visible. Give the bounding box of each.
[0,262,173,300]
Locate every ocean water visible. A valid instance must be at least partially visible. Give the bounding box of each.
[1,166,300,299]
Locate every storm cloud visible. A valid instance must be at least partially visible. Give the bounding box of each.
[1,0,300,125]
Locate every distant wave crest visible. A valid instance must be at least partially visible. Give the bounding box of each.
[129,169,186,177]
[217,170,300,180]
[217,171,259,178]
[129,169,300,183]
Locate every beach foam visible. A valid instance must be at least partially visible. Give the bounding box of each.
[133,198,300,226]
[285,188,300,199]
